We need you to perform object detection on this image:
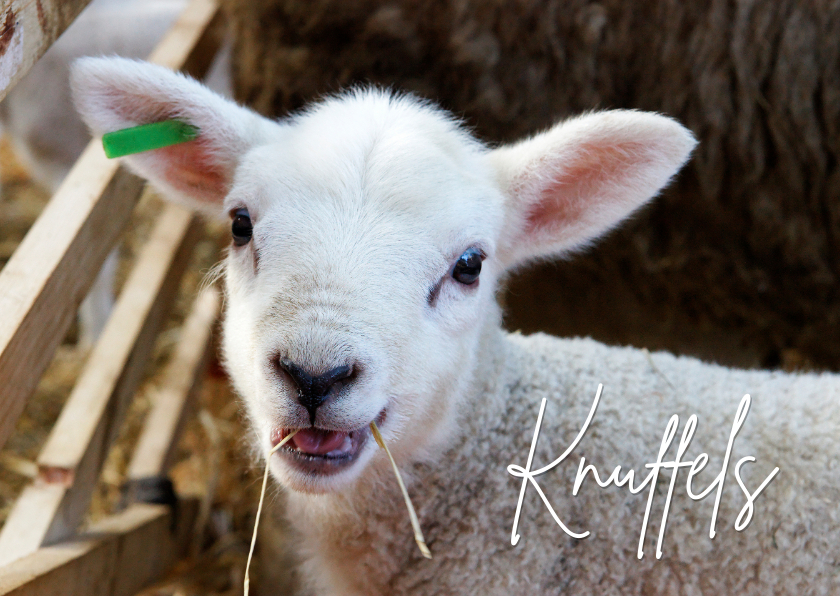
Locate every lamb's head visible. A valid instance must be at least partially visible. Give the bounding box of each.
[71,57,696,494]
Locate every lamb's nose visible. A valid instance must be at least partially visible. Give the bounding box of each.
[276,358,355,425]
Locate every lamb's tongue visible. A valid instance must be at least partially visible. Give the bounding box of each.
[293,428,348,455]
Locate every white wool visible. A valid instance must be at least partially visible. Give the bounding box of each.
[71,57,840,595]
[281,332,840,595]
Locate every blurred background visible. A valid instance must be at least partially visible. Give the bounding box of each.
[225,0,840,372]
[1,1,838,594]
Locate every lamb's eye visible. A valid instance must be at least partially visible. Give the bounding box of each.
[452,248,483,285]
[231,208,253,246]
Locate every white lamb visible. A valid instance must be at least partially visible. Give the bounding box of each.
[71,57,840,595]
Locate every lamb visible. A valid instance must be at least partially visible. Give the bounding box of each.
[70,56,840,595]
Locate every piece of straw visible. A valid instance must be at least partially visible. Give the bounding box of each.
[244,429,300,596]
[370,421,432,559]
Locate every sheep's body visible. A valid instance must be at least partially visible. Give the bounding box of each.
[278,328,840,595]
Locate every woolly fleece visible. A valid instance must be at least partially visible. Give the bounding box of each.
[278,330,840,595]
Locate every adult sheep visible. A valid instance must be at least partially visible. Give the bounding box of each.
[71,57,840,595]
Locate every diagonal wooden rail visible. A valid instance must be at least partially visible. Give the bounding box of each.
[0,0,95,103]
[0,288,220,596]
[0,200,201,564]
[0,0,225,587]
[126,288,219,484]
[0,289,221,589]
[0,288,219,596]
[0,0,222,454]
[0,499,200,596]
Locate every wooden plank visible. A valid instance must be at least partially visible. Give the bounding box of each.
[0,0,94,103]
[0,499,199,596]
[0,203,201,565]
[0,484,65,563]
[39,203,200,473]
[147,0,224,75]
[127,287,220,481]
[0,0,222,454]
[0,151,142,455]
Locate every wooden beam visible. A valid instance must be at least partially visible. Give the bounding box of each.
[0,0,94,103]
[0,149,142,455]
[146,0,224,76]
[38,203,200,474]
[0,0,222,454]
[0,499,198,596]
[0,203,201,565]
[127,287,220,481]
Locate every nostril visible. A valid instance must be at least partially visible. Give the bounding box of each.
[276,358,314,395]
[315,364,354,394]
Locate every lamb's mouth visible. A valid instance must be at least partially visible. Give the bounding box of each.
[273,410,386,476]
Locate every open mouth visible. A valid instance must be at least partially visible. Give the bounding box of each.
[272,410,386,476]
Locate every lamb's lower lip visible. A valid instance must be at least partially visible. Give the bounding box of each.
[272,410,386,476]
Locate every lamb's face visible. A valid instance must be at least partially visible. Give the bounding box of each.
[72,57,696,495]
[221,97,505,491]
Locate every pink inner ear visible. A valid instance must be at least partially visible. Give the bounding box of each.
[111,93,229,201]
[524,141,647,235]
[158,140,228,199]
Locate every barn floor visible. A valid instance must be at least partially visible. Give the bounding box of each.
[0,136,277,596]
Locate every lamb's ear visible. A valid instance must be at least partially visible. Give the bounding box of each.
[71,57,280,216]
[489,110,696,269]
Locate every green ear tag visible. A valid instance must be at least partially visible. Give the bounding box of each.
[101,120,200,158]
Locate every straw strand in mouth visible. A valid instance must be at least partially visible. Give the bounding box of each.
[244,421,431,596]
[370,421,432,559]
[244,428,300,596]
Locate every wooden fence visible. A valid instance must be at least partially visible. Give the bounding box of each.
[0,0,223,593]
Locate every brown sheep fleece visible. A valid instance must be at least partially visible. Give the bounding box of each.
[223,0,840,371]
